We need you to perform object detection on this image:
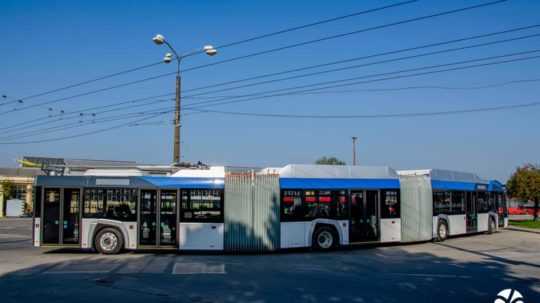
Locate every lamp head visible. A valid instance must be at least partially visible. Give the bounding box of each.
[163,52,173,63]
[152,34,166,45]
[203,45,217,56]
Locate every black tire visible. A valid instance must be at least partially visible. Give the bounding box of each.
[312,226,338,251]
[436,220,449,242]
[488,217,496,234]
[94,227,124,255]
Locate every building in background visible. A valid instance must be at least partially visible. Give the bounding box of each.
[0,167,43,217]
[0,156,177,217]
[19,156,174,176]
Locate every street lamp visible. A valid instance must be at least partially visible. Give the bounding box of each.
[152,34,217,166]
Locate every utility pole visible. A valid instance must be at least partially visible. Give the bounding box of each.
[152,34,217,166]
[173,72,181,164]
[352,136,358,166]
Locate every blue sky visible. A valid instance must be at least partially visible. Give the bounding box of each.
[1,0,539,182]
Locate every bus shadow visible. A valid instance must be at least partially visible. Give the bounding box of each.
[1,243,539,303]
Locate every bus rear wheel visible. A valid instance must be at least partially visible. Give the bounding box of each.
[95,227,124,255]
[488,217,496,234]
[313,226,338,251]
[436,221,448,242]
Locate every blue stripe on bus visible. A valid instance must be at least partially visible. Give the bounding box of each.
[140,176,225,189]
[431,180,479,191]
[488,180,504,192]
[279,178,399,189]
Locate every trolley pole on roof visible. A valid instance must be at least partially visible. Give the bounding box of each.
[352,136,358,166]
[152,34,217,166]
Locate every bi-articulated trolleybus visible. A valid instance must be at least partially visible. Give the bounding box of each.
[32,164,508,254]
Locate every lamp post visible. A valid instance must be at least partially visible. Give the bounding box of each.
[152,34,217,166]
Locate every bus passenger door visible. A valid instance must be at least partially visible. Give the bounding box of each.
[466,192,477,233]
[349,190,379,243]
[159,190,177,246]
[139,190,158,246]
[43,188,61,244]
[62,189,81,244]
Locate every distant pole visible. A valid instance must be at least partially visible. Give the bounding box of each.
[352,136,358,166]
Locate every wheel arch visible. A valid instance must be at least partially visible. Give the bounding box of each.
[308,219,342,247]
[435,214,450,237]
[88,220,130,249]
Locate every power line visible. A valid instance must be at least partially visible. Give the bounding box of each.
[11,52,540,140]
[0,73,177,116]
[187,101,540,119]
[1,1,415,109]
[6,23,536,131]
[1,97,173,135]
[211,0,418,50]
[0,92,174,131]
[0,61,165,107]
[3,98,536,145]
[1,0,508,115]
[0,112,169,145]
[7,76,540,136]
[183,32,540,98]
[182,77,540,99]
[183,24,540,94]
[6,49,539,139]
[0,106,176,141]
[180,0,510,74]
[7,51,540,139]
[182,51,540,110]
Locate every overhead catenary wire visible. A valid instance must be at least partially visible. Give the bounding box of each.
[4,23,537,132]
[0,0,508,115]
[183,24,540,93]
[187,101,540,119]
[182,32,540,98]
[7,52,540,141]
[6,23,536,131]
[0,92,174,131]
[181,50,540,110]
[0,97,173,135]
[211,0,418,50]
[1,98,537,145]
[0,106,176,141]
[180,0,510,74]
[5,50,540,139]
[0,61,165,108]
[0,0,416,108]
[178,77,540,100]
[0,112,170,145]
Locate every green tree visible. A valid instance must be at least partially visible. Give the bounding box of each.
[507,164,540,221]
[315,156,346,165]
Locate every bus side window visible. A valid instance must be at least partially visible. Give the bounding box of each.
[281,190,303,221]
[303,190,318,219]
[381,190,400,219]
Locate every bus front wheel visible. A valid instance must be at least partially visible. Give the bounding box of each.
[436,221,449,242]
[95,227,124,255]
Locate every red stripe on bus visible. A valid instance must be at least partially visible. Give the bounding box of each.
[305,197,317,203]
[319,196,332,203]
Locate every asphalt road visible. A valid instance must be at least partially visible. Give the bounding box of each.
[0,218,539,303]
